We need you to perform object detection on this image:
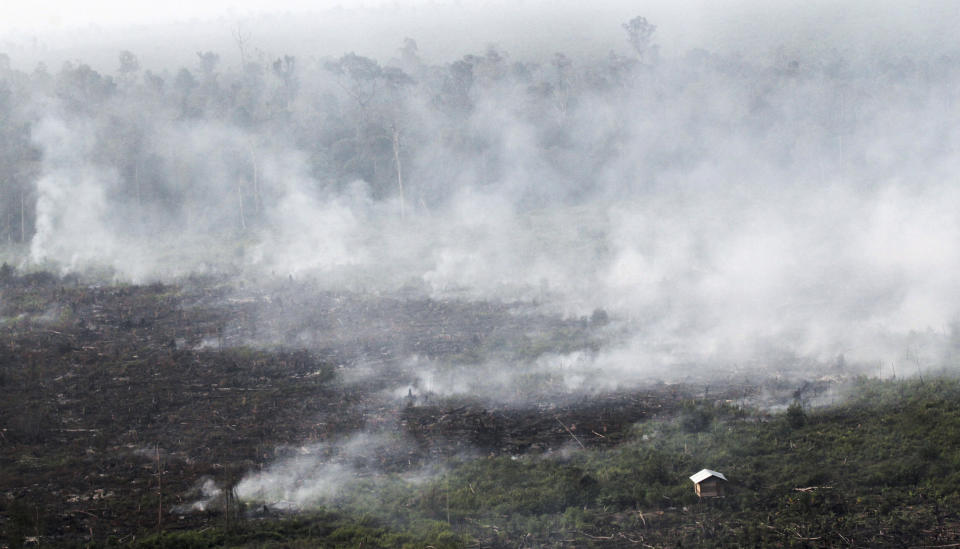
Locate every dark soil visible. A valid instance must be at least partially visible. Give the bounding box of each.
[0,271,701,546]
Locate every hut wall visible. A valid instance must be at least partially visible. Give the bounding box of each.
[696,478,724,497]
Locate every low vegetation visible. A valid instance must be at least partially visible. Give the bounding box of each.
[322,377,960,547]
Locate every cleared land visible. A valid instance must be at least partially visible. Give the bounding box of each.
[1,270,959,548]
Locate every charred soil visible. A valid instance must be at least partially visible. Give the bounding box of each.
[0,271,666,545]
[3,271,960,548]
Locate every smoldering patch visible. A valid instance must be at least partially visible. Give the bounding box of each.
[234,430,429,509]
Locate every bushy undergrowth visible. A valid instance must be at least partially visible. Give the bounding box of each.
[147,376,960,548]
[128,513,465,549]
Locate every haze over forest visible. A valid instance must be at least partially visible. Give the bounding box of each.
[2,0,960,384]
[7,5,960,546]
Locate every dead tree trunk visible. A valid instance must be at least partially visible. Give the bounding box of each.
[392,125,405,220]
[248,139,261,215]
[20,189,26,244]
[237,179,247,231]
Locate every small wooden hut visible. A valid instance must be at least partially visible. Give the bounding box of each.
[689,469,727,497]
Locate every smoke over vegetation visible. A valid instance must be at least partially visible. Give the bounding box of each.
[233,431,433,510]
[6,6,960,544]
[3,4,960,382]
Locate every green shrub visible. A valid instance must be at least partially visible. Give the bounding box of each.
[786,401,806,429]
[680,403,714,433]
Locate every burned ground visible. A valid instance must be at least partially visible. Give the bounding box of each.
[0,270,677,545]
[4,270,959,548]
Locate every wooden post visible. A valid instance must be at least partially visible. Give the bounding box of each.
[156,444,162,537]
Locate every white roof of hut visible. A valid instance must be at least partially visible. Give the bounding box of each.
[690,469,727,484]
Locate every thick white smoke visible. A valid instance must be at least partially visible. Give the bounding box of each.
[234,432,429,509]
[15,1,960,383]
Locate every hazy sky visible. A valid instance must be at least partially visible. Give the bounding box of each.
[3,0,957,73]
[0,0,343,31]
